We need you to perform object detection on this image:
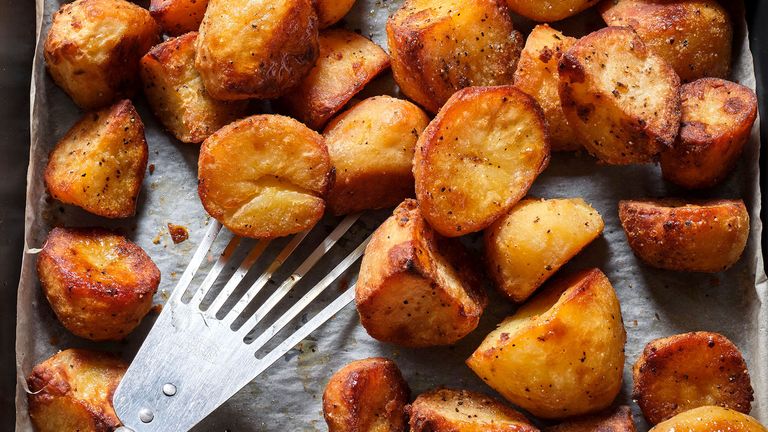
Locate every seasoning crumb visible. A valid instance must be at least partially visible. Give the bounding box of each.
[167,223,189,244]
[152,232,162,245]
[148,164,155,175]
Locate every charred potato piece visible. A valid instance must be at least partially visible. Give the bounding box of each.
[546,406,636,432]
[506,0,599,22]
[314,0,356,28]
[150,0,208,36]
[408,388,538,432]
[195,0,319,100]
[633,332,753,424]
[279,29,390,129]
[198,115,332,239]
[661,78,758,189]
[514,25,579,151]
[356,199,487,347]
[414,86,550,237]
[558,26,681,164]
[387,0,524,113]
[467,268,626,419]
[650,406,768,432]
[324,96,429,215]
[485,198,604,303]
[600,0,732,83]
[140,32,248,144]
[618,199,749,272]
[44,100,148,218]
[27,349,127,432]
[44,0,160,109]
[323,358,410,432]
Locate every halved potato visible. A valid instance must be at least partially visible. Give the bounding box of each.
[649,406,768,432]
[323,357,410,432]
[514,24,579,151]
[661,78,758,189]
[387,0,524,113]
[618,199,750,272]
[150,0,208,36]
[414,86,550,237]
[467,268,626,419]
[546,406,636,432]
[198,115,332,238]
[27,349,127,432]
[633,332,753,425]
[485,198,604,303]
[324,96,429,215]
[506,0,600,22]
[44,0,160,109]
[279,29,390,129]
[356,199,487,347]
[141,32,248,144]
[600,0,732,83]
[44,100,149,218]
[559,26,681,164]
[408,388,538,432]
[314,0,356,28]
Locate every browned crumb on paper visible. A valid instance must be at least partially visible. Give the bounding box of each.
[167,223,189,244]
[148,164,155,175]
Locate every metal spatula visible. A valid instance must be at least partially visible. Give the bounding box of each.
[112,214,369,431]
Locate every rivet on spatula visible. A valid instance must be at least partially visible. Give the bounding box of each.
[139,408,154,423]
[163,383,177,396]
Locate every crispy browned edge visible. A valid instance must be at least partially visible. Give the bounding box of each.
[150,0,208,36]
[546,406,636,432]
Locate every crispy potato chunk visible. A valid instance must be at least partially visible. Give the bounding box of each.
[141,32,247,144]
[324,96,429,215]
[44,100,148,218]
[323,358,410,432]
[150,0,208,36]
[514,25,579,151]
[600,0,732,83]
[633,332,753,424]
[195,0,319,100]
[356,200,487,347]
[661,78,758,189]
[650,406,768,432]
[467,268,626,419]
[387,0,524,113]
[27,349,127,432]
[44,0,160,109]
[485,198,604,303]
[314,0,356,28]
[414,86,550,237]
[279,29,390,129]
[559,26,681,164]
[408,388,538,432]
[618,199,749,272]
[506,0,600,22]
[546,406,636,432]
[198,115,332,238]
[37,228,160,341]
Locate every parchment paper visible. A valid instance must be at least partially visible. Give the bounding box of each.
[16,0,767,430]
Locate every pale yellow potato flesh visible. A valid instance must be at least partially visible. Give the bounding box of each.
[649,406,768,432]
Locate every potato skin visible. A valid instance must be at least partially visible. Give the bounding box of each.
[467,268,626,419]
[314,0,356,28]
[356,199,487,347]
[195,0,319,100]
[506,0,599,22]
[150,0,208,36]
[140,32,247,144]
[618,199,749,272]
[649,406,768,432]
[323,358,410,432]
[633,332,753,425]
[546,406,636,432]
[44,0,160,109]
[600,0,732,83]
[661,78,758,189]
[44,100,148,218]
[387,0,524,113]
[27,349,127,432]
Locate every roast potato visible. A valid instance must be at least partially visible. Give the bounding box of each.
[600,0,732,83]
[485,198,604,303]
[546,406,636,432]
[44,100,148,218]
[27,349,127,432]
[356,199,487,347]
[514,25,579,151]
[150,0,208,36]
[324,96,429,215]
[195,0,319,100]
[414,86,550,237]
[44,0,160,109]
[506,0,600,22]
[323,357,410,432]
[558,26,681,164]
[387,0,524,113]
[279,29,390,129]
[140,32,248,144]
[618,199,749,272]
[661,78,758,189]
[198,114,332,239]
[467,268,626,419]
[408,388,538,432]
[633,332,753,425]
[649,406,768,432]
[314,0,356,28]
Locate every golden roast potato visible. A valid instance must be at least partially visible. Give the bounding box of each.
[467,268,626,419]
[546,406,636,432]
[649,406,768,432]
[150,0,208,36]
[506,0,600,22]
[314,0,356,28]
